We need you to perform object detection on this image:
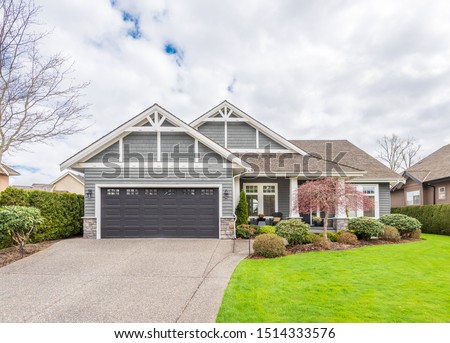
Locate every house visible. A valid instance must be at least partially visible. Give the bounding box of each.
[391,144,450,207]
[60,101,402,239]
[14,171,85,195]
[0,163,20,191]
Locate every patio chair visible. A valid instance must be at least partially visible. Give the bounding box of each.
[272,212,283,225]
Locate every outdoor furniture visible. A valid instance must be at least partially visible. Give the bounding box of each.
[272,212,283,225]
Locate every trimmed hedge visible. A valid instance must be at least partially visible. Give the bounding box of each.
[0,187,84,248]
[392,205,450,236]
[348,217,385,240]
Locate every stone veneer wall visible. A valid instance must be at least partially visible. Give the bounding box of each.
[333,218,349,231]
[220,217,235,239]
[83,217,97,239]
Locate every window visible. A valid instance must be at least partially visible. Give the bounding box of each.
[183,189,196,196]
[244,183,278,216]
[406,190,420,205]
[347,184,379,218]
[438,187,446,200]
[106,189,120,196]
[126,189,139,195]
[144,189,157,196]
[200,189,214,196]
[163,189,176,196]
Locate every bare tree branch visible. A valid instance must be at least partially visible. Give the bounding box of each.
[377,134,421,173]
[0,0,90,163]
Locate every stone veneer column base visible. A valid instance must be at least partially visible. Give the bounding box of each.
[220,217,235,239]
[333,217,349,231]
[83,217,97,239]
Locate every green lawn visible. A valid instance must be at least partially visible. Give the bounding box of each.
[217,234,450,323]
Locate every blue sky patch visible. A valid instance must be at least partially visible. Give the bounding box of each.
[165,43,177,55]
[122,11,141,39]
[227,77,237,93]
[17,165,39,173]
[164,43,184,66]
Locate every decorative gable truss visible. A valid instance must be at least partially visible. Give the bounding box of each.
[191,101,309,155]
[60,104,251,171]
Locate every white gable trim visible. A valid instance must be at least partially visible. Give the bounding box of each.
[60,104,251,171]
[191,101,310,156]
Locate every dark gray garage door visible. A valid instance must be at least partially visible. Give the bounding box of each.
[101,187,219,238]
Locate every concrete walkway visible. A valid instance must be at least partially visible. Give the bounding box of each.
[0,238,249,323]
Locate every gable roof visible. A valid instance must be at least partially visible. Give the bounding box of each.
[60,104,251,171]
[404,144,450,183]
[51,171,85,186]
[290,140,403,181]
[190,101,309,156]
[0,163,20,176]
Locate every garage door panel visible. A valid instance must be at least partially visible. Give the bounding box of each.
[101,187,219,238]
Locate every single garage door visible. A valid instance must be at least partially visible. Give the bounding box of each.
[101,187,219,238]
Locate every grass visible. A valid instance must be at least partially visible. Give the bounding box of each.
[217,234,450,323]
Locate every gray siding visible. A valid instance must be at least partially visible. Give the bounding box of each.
[198,142,223,162]
[123,132,157,161]
[227,122,256,149]
[240,177,290,217]
[379,183,391,216]
[84,166,233,217]
[259,132,285,150]
[198,122,225,146]
[87,142,120,163]
[161,132,195,161]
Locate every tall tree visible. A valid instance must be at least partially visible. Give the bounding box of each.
[377,134,421,173]
[294,178,373,238]
[0,0,89,163]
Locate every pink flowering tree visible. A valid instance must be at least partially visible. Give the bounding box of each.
[293,178,374,238]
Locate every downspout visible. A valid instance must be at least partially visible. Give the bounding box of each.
[426,183,436,205]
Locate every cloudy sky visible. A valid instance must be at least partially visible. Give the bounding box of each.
[6,0,450,185]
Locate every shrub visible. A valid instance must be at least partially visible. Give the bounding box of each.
[379,214,422,237]
[382,226,401,242]
[235,190,248,226]
[326,232,338,242]
[0,187,84,247]
[337,231,358,245]
[312,235,332,249]
[259,225,275,235]
[411,229,422,239]
[253,234,286,258]
[236,224,258,239]
[0,206,43,255]
[302,232,317,244]
[348,217,384,240]
[392,204,450,236]
[275,219,309,244]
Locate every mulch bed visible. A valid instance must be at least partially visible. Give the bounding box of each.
[0,241,58,268]
[247,237,423,259]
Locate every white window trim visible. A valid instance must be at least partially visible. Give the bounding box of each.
[406,190,421,206]
[438,186,446,200]
[350,184,380,219]
[243,183,278,217]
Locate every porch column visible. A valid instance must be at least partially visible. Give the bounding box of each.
[289,177,300,218]
[334,178,349,230]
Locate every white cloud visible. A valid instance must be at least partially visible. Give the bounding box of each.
[6,0,450,184]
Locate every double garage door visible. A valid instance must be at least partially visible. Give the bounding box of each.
[101,187,219,238]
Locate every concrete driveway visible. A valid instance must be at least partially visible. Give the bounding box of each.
[0,238,248,323]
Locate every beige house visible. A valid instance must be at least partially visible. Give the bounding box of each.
[391,144,450,207]
[15,171,85,195]
[0,163,20,191]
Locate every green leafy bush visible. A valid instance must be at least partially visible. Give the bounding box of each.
[0,206,43,255]
[302,232,317,244]
[236,224,258,239]
[0,187,84,247]
[313,235,332,249]
[392,204,450,236]
[235,190,248,226]
[337,231,358,245]
[379,214,422,237]
[326,232,338,242]
[253,234,286,258]
[382,226,401,242]
[259,226,275,235]
[275,219,309,244]
[348,217,384,240]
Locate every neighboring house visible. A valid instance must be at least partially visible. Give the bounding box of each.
[0,163,20,191]
[391,144,450,207]
[14,171,85,195]
[60,101,402,239]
